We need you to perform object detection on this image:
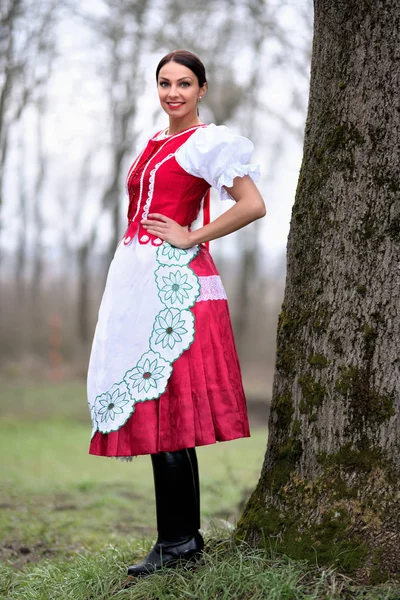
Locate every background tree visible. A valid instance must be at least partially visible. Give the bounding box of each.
[238,0,400,584]
[0,0,313,393]
[73,0,152,344]
[0,0,56,256]
[155,0,312,359]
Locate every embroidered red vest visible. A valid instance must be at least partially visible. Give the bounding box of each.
[124,125,211,246]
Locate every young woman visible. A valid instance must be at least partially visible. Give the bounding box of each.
[87,50,266,577]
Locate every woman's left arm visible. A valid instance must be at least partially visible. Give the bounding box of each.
[141,175,266,249]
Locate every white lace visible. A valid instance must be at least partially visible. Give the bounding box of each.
[130,142,173,224]
[217,164,261,201]
[197,276,227,302]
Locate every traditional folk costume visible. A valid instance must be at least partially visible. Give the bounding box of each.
[88,123,260,457]
[86,123,260,576]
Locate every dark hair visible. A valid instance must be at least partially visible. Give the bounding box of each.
[156,50,207,86]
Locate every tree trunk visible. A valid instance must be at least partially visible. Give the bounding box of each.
[0,0,20,264]
[15,124,27,305]
[233,222,261,356]
[31,98,46,313]
[77,243,90,345]
[237,0,400,584]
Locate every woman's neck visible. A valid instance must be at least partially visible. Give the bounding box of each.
[167,116,202,136]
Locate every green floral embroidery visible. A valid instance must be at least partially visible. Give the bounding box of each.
[155,264,200,310]
[159,270,193,305]
[156,241,200,267]
[124,350,172,404]
[154,308,188,349]
[127,356,166,393]
[97,388,129,423]
[92,241,200,435]
[161,243,186,262]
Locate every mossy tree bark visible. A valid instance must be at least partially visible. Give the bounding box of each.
[237,0,400,584]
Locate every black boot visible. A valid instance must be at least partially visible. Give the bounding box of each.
[127,448,204,577]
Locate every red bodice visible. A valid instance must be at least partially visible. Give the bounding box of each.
[123,125,211,246]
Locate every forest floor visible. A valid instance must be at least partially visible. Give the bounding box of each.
[1,380,399,599]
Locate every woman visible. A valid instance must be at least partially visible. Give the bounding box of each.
[87,50,266,577]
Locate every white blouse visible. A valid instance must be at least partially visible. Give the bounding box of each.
[166,124,261,201]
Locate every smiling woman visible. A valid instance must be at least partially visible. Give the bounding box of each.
[156,53,207,129]
[86,49,266,580]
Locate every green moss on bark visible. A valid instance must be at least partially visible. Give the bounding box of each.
[362,323,377,343]
[299,375,326,417]
[275,303,333,378]
[335,366,395,431]
[275,392,294,432]
[266,438,303,493]
[291,419,301,436]
[329,332,344,355]
[237,484,278,536]
[356,284,367,297]
[237,456,400,583]
[237,473,370,575]
[279,509,369,573]
[299,120,365,195]
[308,353,329,367]
[318,442,385,473]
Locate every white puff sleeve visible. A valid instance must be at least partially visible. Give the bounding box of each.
[175,124,261,200]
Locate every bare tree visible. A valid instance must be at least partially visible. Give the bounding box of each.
[73,0,152,343]
[0,0,56,256]
[0,0,313,371]
[157,0,312,358]
[0,0,21,211]
[30,96,47,312]
[15,123,27,302]
[75,0,312,353]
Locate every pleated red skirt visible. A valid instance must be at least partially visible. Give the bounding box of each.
[89,247,250,457]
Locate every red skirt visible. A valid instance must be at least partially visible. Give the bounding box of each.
[89,247,250,457]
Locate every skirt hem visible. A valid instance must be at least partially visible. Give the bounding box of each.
[88,431,251,458]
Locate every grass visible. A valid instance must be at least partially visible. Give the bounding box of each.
[0,381,268,564]
[0,418,267,563]
[1,380,400,598]
[2,539,400,600]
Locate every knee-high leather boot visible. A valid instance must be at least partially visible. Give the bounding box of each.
[127,448,204,577]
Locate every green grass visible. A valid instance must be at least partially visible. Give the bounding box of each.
[1,381,400,598]
[0,381,268,565]
[0,418,267,562]
[0,380,88,422]
[2,539,400,600]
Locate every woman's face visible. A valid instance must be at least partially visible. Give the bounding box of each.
[157,61,207,121]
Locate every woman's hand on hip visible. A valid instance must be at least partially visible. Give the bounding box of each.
[141,214,192,249]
